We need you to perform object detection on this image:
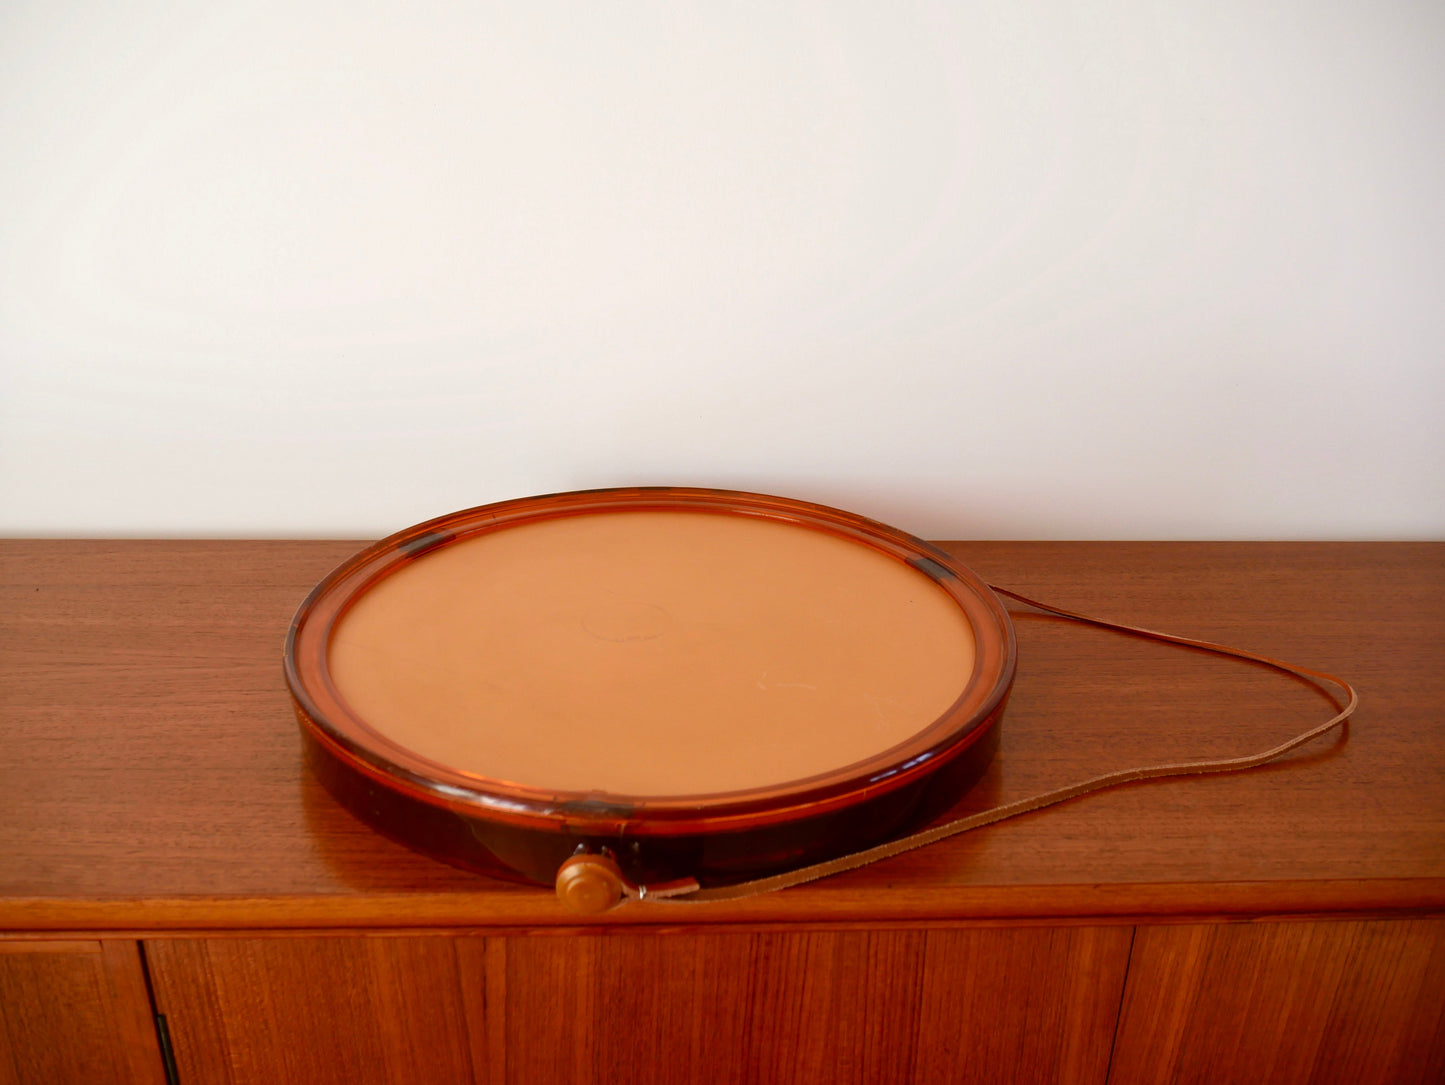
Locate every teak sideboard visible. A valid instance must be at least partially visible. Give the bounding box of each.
[2,540,1442,1084]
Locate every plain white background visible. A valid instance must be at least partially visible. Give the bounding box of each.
[1,1,1441,539]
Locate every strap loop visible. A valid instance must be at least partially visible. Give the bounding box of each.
[629,585,1357,909]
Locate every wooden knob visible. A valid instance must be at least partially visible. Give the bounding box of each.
[555,853,625,914]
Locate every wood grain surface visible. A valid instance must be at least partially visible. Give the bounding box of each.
[143,927,1131,1085]
[0,940,166,1085]
[1109,917,1445,1084]
[145,936,474,1085]
[1,540,1442,930]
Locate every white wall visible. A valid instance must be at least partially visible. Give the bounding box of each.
[2,1,1441,539]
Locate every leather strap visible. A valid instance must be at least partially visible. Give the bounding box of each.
[625,585,1358,906]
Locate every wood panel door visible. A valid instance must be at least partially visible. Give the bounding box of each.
[463,925,1132,1085]
[144,936,475,1085]
[1109,917,1445,1085]
[0,940,166,1085]
[144,926,1130,1084]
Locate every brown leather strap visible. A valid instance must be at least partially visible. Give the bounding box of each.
[626,585,1358,906]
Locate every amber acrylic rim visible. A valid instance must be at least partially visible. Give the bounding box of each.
[285,487,1016,837]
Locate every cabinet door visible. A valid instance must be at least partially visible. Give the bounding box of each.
[1109,917,1445,1085]
[462,925,1132,1085]
[0,940,166,1085]
[144,936,475,1085]
[146,926,1130,1085]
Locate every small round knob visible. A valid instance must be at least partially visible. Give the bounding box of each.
[555,853,625,914]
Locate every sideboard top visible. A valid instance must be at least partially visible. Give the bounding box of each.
[2,539,1441,932]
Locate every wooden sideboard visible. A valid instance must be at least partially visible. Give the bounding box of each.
[2,541,1442,1084]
